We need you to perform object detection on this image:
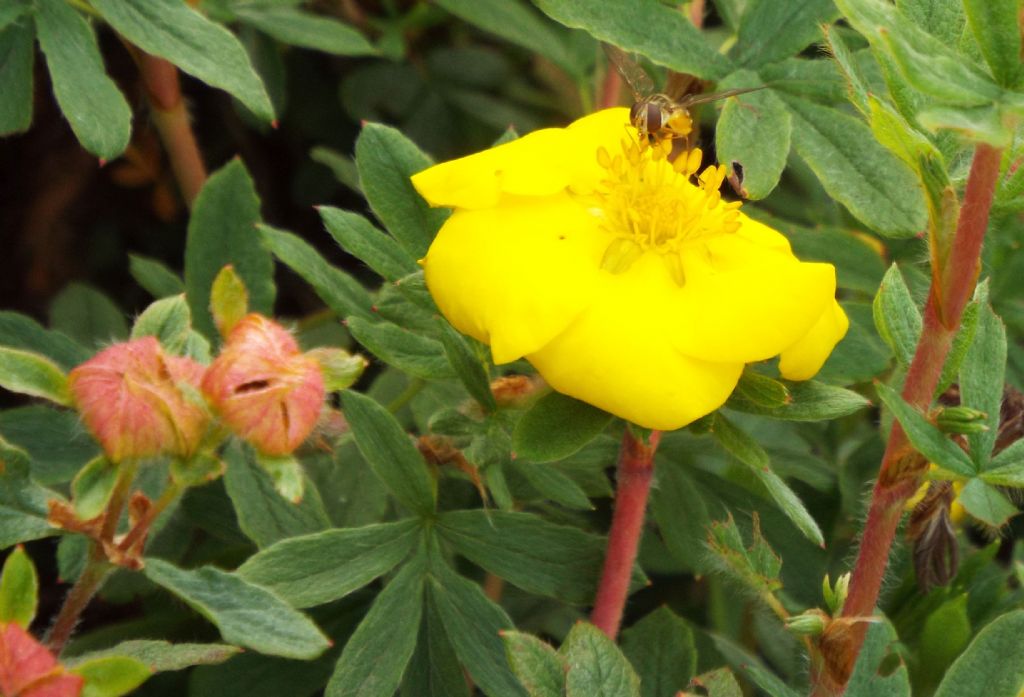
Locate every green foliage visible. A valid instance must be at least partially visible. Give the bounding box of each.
[620,607,697,697]
[934,610,1024,697]
[513,391,614,463]
[71,656,152,697]
[0,545,37,628]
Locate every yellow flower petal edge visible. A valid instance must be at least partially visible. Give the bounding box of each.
[413,108,849,430]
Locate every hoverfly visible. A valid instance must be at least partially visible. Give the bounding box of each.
[604,44,763,152]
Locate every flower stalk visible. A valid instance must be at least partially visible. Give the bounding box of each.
[812,143,1003,695]
[591,427,661,638]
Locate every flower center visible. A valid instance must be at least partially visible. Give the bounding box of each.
[593,138,742,285]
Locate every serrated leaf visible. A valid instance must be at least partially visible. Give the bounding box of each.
[726,380,869,421]
[129,254,185,299]
[233,5,376,56]
[438,323,496,411]
[730,0,840,68]
[706,513,783,599]
[727,371,791,410]
[957,478,1017,527]
[873,264,922,366]
[0,18,34,136]
[874,382,976,477]
[561,621,640,697]
[401,594,470,697]
[688,668,742,697]
[319,206,418,281]
[185,160,274,340]
[513,392,613,463]
[429,556,528,697]
[438,509,643,605]
[341,390,436,516]
[620,607,696,697]
[66,640,241,673]
[325,558,424,697]
[34,0,131,159]
[503,631,567,697]
[0,545,37,628]
[91,0,274,121]
[237,519,420,608]
[0,346,70,405]
[131,295,192,354]
[259,224,373,320]
[715,73,791,200]
[534,0,732,80]
[70,656,151,697]
[783,94,927,237]
[934,610,1024,697]
[346,316,454,380]
[355,123,448,258]
[144,558,330,659]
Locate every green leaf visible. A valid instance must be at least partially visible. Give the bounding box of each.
[960,304,1006,466]
[355,123,448,259]
[0,346,70,405]
[0,436,57,548]
[437,509,642,605]
[70,656,151,697]
[185,160,274,339]
[0,312,89,370]
[402,593,470,697]
[730,0,840,68]
[823,25,870,116]
[936,299,980,396]
[934,610,1024,697]
[561,621,640,697]
[307,348,367,392]
[689,668,743,697]
[0,18,34,136]
[237,519,420,608]
[66,640,241,673]
[346,316,454,380]
[715,73,791,200]
[0,406,98,485]
[325,558,424,697]
[131,295,192,354]
[872,264,922,366]
[705,513,783,600]
[0,545,37,628]
[222,441,329,548]
[620,607,696,697]
[917,594,971,694]
[767,221,887,295]
[534,0,732,80]
[874,382,976,477]
[429,556,528,697]
[319,206,418,282]
[957,478,1017,527]
[783,94,927,237]
[71,456,118,520]
[233,5,376,56]
[513,392,613,463]
[513,459,594,510]
[726,380,869,421]
[33,0,131,159]
[49,282,129,347]
[259,224,373,320]
[438,323,496,411]
[727,370,790,410]
[712,414,822,545]
[341,390,436,516]
[651,461,712,573]
[129,254,185,299]
[209,265,249,339]
[143,558,330,660]
[502,631,567,697]
[90,0,273,121]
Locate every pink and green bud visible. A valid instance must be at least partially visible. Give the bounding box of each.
[68,338,208,462]
[0,621,84,697]
[202,314,325,456]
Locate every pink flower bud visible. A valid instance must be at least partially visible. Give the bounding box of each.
[202,314,325,456]
[0,622,84,697]
[68,338,208,462]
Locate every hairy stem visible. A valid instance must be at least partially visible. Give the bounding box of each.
[591,428,661,638]
[117,480,183,554]
[812,143,1003,696]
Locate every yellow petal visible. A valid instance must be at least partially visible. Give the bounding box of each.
[778,300,850,380]
[411,108,633,209]
[422,193,609,363]
[527,253,743,430]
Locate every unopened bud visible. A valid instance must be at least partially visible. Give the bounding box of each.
[68,337,208,462]
[785,609,828,637]
[202,314,325,456]
[823,572,851,614]
[934,406,989,434]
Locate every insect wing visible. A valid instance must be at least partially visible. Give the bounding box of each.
[679,85,766,108]
[602,43,655,99]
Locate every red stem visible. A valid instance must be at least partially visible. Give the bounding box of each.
[591,428,661,638]
[812,143,1003,695]
[598,67,622,110]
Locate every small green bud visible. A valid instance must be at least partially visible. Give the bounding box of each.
[823,572,851,614]
[785,610,828,636]
[934,406,989,434]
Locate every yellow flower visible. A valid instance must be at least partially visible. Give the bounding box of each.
[412,108,848,430]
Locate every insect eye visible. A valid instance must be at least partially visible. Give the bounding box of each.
[629,102,642,124]
[646,104,662,132]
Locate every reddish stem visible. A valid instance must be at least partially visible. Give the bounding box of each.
[812,143,1003,695]
[590,428,661,639]
[598,66,622,110]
